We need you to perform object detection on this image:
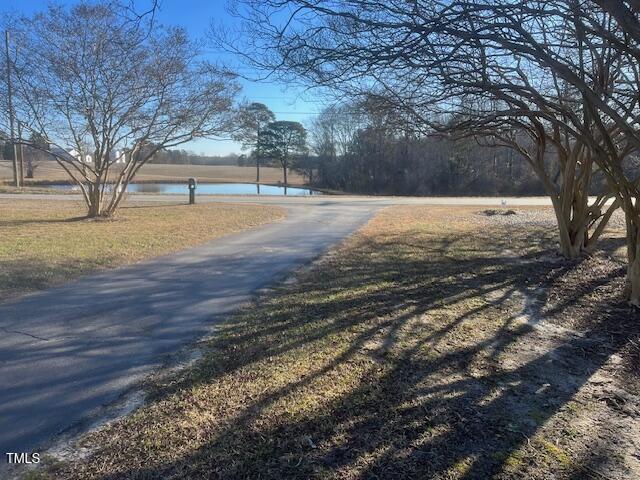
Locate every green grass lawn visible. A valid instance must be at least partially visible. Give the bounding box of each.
[0,199,285,302]
[34,206,640,480]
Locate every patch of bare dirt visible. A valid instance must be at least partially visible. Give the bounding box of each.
[484,208,640,480]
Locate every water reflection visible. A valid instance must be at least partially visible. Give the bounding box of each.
[49,182,322,196]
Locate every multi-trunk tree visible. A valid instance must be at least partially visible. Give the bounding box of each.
[3,1,239,217]
[223,0,640,304]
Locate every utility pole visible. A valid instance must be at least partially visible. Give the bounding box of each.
[17,120,24,185]
[256,128,261,184]
[5,30,20,187]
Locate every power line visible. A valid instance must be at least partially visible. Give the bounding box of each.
[270,111,368,115]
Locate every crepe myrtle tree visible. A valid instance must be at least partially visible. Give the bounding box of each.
[218,0,619,255]
[416,0,640,303]
[221,0,640,305]
[5,1,239,217]
[261,120,308,185]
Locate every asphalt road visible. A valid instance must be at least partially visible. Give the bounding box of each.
[0,192,556,206]
[0,193,555,468]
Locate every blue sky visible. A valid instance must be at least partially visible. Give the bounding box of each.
[2,0,323,155]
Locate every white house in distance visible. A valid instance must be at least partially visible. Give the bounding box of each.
[67,149,127,164]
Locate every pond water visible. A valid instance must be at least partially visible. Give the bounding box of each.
[49,182,323,196]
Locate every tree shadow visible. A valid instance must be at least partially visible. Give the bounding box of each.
[48,214,639,479]
[0,202,197,228]
[0,257,121,303]
[0,216,89,227]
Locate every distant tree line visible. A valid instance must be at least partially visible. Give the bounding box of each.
[307,98,590,196]
[234,97,611,196]
[148,149,239,166]
[1,132,55,179]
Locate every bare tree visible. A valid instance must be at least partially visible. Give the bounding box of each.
[222,0,640,304]
[3,1,239,217]
[310,103,364,188]
[443,85,619,258]
[223,0,618,252]
[425,0,640,301]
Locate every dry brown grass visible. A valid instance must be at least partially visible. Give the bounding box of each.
[0,160,306,186]
[136,164,305,185]
[34,206,640,480]
[0,199,285,302]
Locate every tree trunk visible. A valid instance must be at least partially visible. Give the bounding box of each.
[541,146,611,259]
[625,204,640,306]
[551,197,585,259]
[629,254,640,307]
[283,164,288,185]
[256,156,260,183]
[86,182,106,218]
[17,143,24,186]
[25,157,34,178]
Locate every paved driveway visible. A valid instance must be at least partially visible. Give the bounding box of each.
[0,202,379,466]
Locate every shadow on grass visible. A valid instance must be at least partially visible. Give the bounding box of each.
[0,202,196,227]
[0,215,91,227]
[0,257,121,303]
[118,202,194,210]
[55,216,639,479]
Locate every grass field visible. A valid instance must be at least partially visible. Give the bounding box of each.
[0,200,285,302]
[35,206,640,480]
[0,160,306,186]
